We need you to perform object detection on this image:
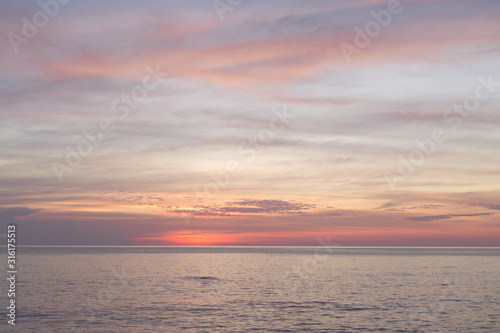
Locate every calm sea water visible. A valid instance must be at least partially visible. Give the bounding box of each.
[2,247,499,332]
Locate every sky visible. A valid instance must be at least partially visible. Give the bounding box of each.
[0,0,499,246]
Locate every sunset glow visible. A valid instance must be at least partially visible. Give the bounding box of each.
[1,0,499,246]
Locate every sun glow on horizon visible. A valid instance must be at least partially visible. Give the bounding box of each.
[131,232,244,246]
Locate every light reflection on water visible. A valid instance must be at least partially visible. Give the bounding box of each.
[2,247,499,332]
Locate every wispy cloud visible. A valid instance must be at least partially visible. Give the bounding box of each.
[469,203,500,211]
[406,213,494,222]
[169,199,316,216]
[227,199,315,213]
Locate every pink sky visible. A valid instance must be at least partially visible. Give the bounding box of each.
[1,0,499,246]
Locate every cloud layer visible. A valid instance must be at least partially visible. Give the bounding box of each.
[0,0,499,245]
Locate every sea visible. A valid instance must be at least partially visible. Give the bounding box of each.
[2,246,500,332]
